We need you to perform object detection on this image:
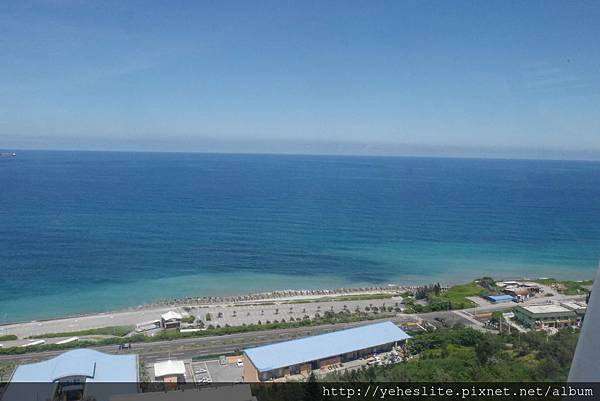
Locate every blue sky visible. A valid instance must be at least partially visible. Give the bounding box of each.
[1,1,599,158]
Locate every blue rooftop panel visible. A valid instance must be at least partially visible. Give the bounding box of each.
[10,349,137,383]
[244,321,410,372]
[487,295,514,302]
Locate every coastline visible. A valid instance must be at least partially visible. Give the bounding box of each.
[1,272,592,332]
[2,263,595,326]
[0,284,407,328]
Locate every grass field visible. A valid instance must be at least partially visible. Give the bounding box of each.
[436,282,488,309]
[29,325,134,339]
[403,281,488,312]
[281,293,394,304]
[429,282,488,310]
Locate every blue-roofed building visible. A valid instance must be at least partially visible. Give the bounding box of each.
[486,294,515,303]
[242,321,410,382]
[4,349,138,401]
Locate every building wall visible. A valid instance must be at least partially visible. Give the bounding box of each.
[161,319,181,329]
[242,355,260,383]
[513,308,534,327]
[299,363,311,375]
[246,341,400,382]
[514,307,577,329]
[318,356,341,368]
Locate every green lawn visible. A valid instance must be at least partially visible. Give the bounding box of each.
[431,282,488,310]
[404,281,488,312]
[29,325,134,339]
[284,293,394,304]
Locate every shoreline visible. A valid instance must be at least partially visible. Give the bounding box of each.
[0,284,411,328]
[1,273,591,329]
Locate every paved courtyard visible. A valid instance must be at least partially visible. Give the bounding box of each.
[189,298,403,328]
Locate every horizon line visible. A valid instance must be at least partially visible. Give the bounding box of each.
[3,146,600,163]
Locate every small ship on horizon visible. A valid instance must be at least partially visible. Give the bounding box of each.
[0,152,17,157]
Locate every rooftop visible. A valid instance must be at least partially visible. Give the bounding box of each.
[561,302,588,311]
[161,311,182,321]
[5,349,138,401]
[154,360,186,378]
[10,349,138,383]
[505,288,531,295]
[244,321,410,373]
[520,304,573,314]
[487,294,514,302]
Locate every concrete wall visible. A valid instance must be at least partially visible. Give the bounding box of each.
[514,307,577,329]
[318,356,341,368]
[242,355,259,383]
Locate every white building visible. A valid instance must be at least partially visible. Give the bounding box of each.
[153,360,186,383]
[160,311,183,329]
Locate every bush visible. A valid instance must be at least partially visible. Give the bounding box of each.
[181,315,195,324]
[29,326,133,339]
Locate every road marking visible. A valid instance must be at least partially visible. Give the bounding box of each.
[203,361,212,382]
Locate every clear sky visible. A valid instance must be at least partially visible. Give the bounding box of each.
[1,1,599,158]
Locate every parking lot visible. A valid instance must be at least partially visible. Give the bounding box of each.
[190,359,243,383]
[189,298,403,328]
[190,361,212,384]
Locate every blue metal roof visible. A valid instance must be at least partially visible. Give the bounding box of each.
[487,294,514,302]
[10,349,138,382]
[244,321,410,372]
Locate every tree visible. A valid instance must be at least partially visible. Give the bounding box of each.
[478,277,497,291]
[304,372,320,401]
[475,337,500,364]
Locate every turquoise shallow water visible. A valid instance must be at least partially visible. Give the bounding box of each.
[1,151,599,322]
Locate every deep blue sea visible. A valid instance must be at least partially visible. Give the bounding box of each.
[1,151,599,323]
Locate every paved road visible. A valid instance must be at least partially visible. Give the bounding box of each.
[0,317,407,365]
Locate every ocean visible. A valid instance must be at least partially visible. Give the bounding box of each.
[1,151,599,323]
